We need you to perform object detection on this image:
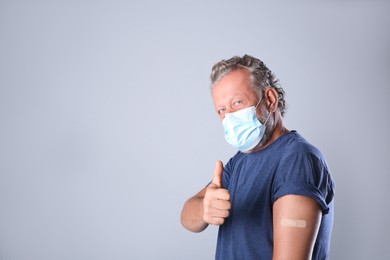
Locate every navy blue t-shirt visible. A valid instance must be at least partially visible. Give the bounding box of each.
[215,131,335,260]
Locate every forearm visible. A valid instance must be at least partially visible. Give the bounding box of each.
[181,195,208,233]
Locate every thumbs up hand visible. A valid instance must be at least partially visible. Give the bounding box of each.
[203,160,231,226]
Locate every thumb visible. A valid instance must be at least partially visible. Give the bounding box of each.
[212,160,224,188]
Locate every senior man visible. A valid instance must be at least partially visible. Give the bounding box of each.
[181,54,335,260]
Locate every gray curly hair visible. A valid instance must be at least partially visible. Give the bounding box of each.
[210,54,286,117]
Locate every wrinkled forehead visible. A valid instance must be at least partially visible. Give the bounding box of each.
[211,70,259,102]
[211,68,252,89]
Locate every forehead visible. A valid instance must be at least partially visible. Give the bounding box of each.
[211,69,257,102]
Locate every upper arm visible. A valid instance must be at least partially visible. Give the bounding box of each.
[273,195,322,260]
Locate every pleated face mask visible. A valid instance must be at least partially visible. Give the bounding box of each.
[222,100,271,152]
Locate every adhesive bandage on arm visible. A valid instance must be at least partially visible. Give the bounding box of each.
[281,218,307,228]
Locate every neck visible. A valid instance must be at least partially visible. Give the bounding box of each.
[251,112,289,152]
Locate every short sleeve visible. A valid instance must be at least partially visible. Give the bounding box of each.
[272,151,335,215]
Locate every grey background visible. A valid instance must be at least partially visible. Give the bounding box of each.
[1,1,389,259]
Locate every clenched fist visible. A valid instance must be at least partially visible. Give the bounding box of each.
[203,160,231,225]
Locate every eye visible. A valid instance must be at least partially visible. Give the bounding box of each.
[218,108,226,114]
[233,100,242,106]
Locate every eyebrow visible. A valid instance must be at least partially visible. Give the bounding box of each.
[214,93,250,111]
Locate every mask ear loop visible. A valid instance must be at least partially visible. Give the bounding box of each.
[255,88,266,109]
[255,96,272,125]
[254,96,263,109]
[263,110,272,125]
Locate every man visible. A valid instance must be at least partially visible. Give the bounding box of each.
[181,55,335,259]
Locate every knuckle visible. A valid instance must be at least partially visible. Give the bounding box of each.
[227,201,232,209]
[215,218,225,225]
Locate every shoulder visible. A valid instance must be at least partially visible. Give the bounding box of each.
[276,131,331,180]
[279,131,328,165]
[272,131,335,214]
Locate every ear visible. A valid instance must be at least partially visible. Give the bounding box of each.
[264,87,279,113]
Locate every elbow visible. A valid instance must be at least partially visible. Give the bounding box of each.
[180,207,208,233]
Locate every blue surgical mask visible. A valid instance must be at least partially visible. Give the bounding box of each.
[222,100,271,152]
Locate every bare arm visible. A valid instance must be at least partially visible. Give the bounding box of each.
[180,187,209,233]
[181,161,231,233]
[273,195,322,260]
